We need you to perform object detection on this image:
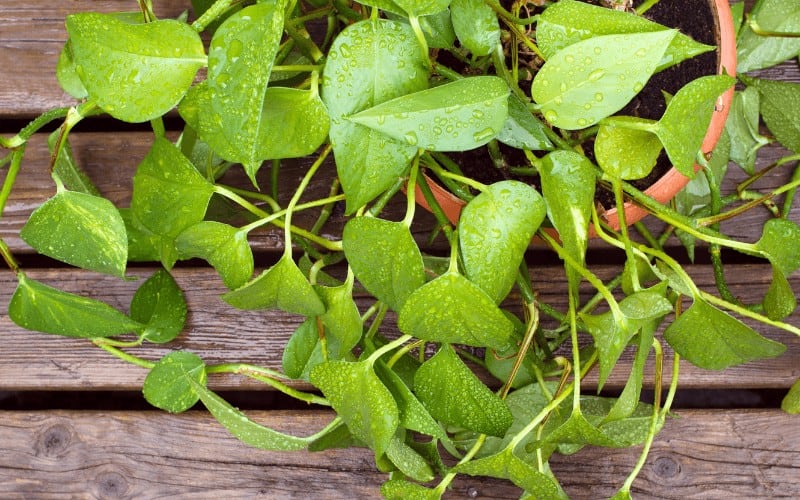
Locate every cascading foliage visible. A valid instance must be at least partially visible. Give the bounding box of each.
[2,0,800,497]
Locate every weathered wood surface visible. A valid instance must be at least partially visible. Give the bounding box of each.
[0,409,798,498]
[1,263,798,392]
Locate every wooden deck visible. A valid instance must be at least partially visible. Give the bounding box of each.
[1,1,799,498]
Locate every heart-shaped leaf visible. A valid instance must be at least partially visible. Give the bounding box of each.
[398,272,515,350]
[342,217,426,312]
[222,254,326,316]
[130,269,187,344]
[143,351,205,413]
[374,361,446,440]
[197,2,285,179]
[538,151,596,287]
[459,181,546,303]
[764,265,797,321]
[316,279,363,354]
[414,344,513,437]
[456,449,563,497]
[536,0,713,71]
[724,87,769,174]
[385,436,435,482]
[310,360,399,457]
[741,76,800,154]
[21,191,127,277]
[450,0,500,57]
[782,379,800,414]
[532,30,676,130]
[496,94,554,151]
[175,221,254,290]
[754,218,800,276]
[655,75,736,177]
[322,19,429,212]
[131,138,215,268]
[9,274,142,338]
[737,21,800,73]
[381,480,440,500]
[664,298,786,370]
[595,117,662,180]
[282,318,324,381]
[66,13,205,122]
[348,76,509,151]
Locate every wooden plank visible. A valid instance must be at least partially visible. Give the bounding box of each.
[0,1,190,120]
[2,132,797,255]
[1,264,798,392]
[0,408,797,498]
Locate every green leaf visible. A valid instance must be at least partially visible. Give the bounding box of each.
[131,138,215,268]
[459,181,546,303]
[316,279,363,354]
[398,272,515,350]
[455,449,563,497]
[342,217,426,312]
[536,0,713,71]
[374,361,447,440]
[782,378,800,414]
[741,76,800,154]
[256,87,330,159]
[322,19,429,212]
[348,76,509,151]
[737,22,800,73]
[595,116,662,180]
[9,273,142,338]
[496,94,555,151]
[538,151,596,286]
[222,254,326,316]
[394,0,451,16]
[175,221,254,290]
[381,480,439,500]
[142,351,205,413]
[724,88,769,174]
[385,436,435,482]
[193,381,312,451]
[66,13,205,122]
[48,131,100,196]
[764,265,797,321]
[56,41,88,99]
[654,75,736,178]
[119,208,161,263]
[20,191,127,277]
[198,2,285,178]
[310,360,399,457]
[754,218,800,275]
[450,0,500,57]
[414,344,513,437]
[749,0,800,35]
[580,290,672,389]
[664,298,786,370]
[604,320,655,423]
[282,318,323,380]
[532,30,677,130]
[130,269,187,344]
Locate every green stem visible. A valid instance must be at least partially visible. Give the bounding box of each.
[283,145,332,253]
[499,302,539,399]
[612,176,640,291]
[782,164,800,219]
[206,363,330,406]
[192,0,238,32]
[407,15,431,70]
[0,147,25,225]
[636,0,661,15]
[1,107,72,149]
[701,290,800,337]
[403,152,420,227]
[92,340,155,369]
[416,172,456,243]
[433,434,487,496]
[366,334,413,365]
[0,238,20,275]
[617,338,664,494]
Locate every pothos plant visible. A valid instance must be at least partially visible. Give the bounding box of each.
[1,0,799,497]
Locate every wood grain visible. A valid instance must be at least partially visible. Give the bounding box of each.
[0,409,797,498]
[1,264,797,392]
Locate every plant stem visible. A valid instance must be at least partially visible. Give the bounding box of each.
[192,0,238,32]
[636,0,661,15]
[283,145,332,252]
[403,152,420,227]
[701,290,800,337]
[92,340,155,370]
[206,363,330,406]
[782,164,800,218]
[0,147,25,227]
[1,107,71,149]
[0,238,20,275]
[433,434,487,496]
[366,334,412,365]
[499,302,539,399]
[612,176,640,291]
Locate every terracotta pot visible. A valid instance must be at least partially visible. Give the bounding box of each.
[415,0,736,233]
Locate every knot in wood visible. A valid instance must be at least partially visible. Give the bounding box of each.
[37,423,72,458]
[653,455,681,479]
[96,471,129,498]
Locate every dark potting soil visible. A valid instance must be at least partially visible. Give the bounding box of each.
[451,0,720,209]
